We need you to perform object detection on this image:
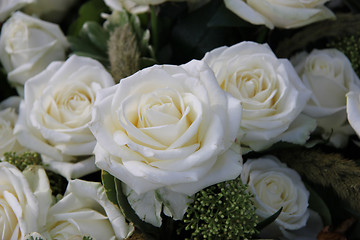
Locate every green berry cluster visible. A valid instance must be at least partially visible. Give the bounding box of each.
[83,236,94,240]
[181,179,259,240]
[327,34,360,77]
[3,152,42,171]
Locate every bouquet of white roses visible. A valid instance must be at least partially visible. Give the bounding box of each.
[0,0,360,239]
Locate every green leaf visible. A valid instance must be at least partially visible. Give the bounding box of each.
[114,178,160,237]
[68,0,109,36]
[207,3,253,28]
[256,207,283,231]
[306,184,332,226]
[101,170,118,206]
[80,21,110,53]
[139,57,157,69]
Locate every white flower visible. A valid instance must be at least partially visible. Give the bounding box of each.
[90,60,242,196]
[203,41,315,151]
[0,97,27,158]
[14,55,115,179]
[292,49,360,147]
[104,0,204,14]
[0,12,68,95]
[241,156,310,231]
[224,0,335,29]
[41,180,133,240]
[0,162,52,239]
[23,0,78,23]
[346,91,360,137]
[0,0,35,22]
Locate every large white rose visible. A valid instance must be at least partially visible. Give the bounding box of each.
[90,60,242,196]
[203,41,315,151]
[241,156,310,231]
[0,162,52,240]
[224,0,335,29]
[292,49,360,147]
[0,0,34,22]
[14,55,115,179]
[41,179,133,240]
[0,12,68,95]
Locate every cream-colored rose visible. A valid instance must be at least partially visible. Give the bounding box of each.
[292,49,360,147]
[90,60,242,196]
[41,180,133,240]
[203,41,315,151]
[0,12,68,95]
[0,163,52,239]
[224,0,335,29]
[0,0,34,22]
[14,55,115,179]
[241,156,310,231]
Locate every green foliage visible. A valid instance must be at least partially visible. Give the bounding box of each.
[68,21,110,67]
[181,179,259,240]
[46,170,68,197]
[3,152,42,171]
[101,171,160,238]
[83,236,94,240]
[67,0,109,36]
[327,33,360,77]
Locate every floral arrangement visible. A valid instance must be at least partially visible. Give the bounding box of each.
[0,0,360,239]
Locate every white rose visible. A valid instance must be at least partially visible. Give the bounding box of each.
[0,162,52,239]
[292,49,360,147]
[23,0,78,23]
[0,12,68,95]
[224,0,335,29]
[346,91,360,137]
[241,156,310,231]
[90,60,242,196]
[203,41,315,151]
[0,0,35,22]
[14,55,115,179]
[41,180,133,240]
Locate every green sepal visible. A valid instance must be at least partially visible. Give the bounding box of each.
[101,170,119,206]
[114,178,160,238]
[256,207,283,231]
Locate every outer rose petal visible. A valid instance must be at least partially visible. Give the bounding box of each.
[347,91,360,137]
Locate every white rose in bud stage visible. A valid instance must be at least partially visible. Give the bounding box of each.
[0,163,52,240]
[14,55,115,179]
[203,41,315,151]
[224,0,335,29]
[0,12,68,95]
[0,0,35,22]
[0,97,27,158]
[90,60,242,197]
[292,49,360,148]
[41,180,133,240]
[241,156,310,231]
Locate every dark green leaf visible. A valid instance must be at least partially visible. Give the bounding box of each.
[256,207,283,231]
[80,22,110,53]
[67,0,109,36]
[306,183,332,226]
[207,3,253,28]
[139,57,158,69]
[114,178,160,237]
[101,170,118,206]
